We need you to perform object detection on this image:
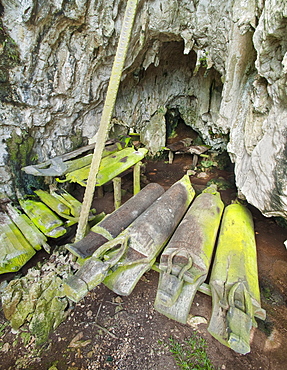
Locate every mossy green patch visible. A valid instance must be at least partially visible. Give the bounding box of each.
[6,130,35,166]
[20,331,32,346]
[165,107,183,139]
[2,269,69,346]
[207,177,234,190]
[0,18,20,102]
[0,321,9,337]
[6,129,43,195]
[69,129,85,150]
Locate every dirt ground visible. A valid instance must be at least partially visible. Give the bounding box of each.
[1,135,287,369]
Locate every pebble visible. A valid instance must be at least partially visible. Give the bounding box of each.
[87,310,93,318]
[197,172,209,179]
[186,315,208,327]
[1,343,10,353]
[114,296,123,304]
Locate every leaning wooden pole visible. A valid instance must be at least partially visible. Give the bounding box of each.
[75,0,139,242]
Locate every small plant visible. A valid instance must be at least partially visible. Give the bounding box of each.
[201,159,216,168]
[199,51,208,68]
[0,320,9,337]
[167,334,216,370]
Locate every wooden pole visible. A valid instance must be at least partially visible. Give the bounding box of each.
[133,161,142,195]
[112,177,122,209]
[75,0,139,242]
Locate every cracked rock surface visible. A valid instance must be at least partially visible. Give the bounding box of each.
[0,0,286,219]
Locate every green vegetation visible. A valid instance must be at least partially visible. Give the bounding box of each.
[6,129,43,195]
[165,107,182,139]
[69,128,85,150]
[260,279,285,305]
[0,18,20,101]
[201,158,216,168]
[6,130,35,166]
[207,177,234,190]
[0,320,9,337]
[165,334,216,370]
[199,51,208,68]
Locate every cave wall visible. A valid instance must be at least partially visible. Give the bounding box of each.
[0,0,286,219]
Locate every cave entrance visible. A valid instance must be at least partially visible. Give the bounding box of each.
[162,105,234,190]
[117,39,226,159]
[165,107,198,142]
[115,38,232,179]
[165,107,198,144]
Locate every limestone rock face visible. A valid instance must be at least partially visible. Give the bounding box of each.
[0,0,286,219]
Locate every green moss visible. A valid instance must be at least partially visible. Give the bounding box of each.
[0,18,20,102]
[20,331,32,346]
[165,108,181,139]
[6,129,43,195]
[69,129,85,150]
[199,51,208,68]
[0,321,9,337]
[260,278,285,305]
[207,177,234,190]
[201,158,216,168]
[6,130,35,170]
[0,29,20,68]
[262,285,272,300]
[0,68,8,82]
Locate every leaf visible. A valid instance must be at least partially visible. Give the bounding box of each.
[68,332,91,348]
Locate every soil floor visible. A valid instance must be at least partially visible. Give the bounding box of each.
[1,138,287,369]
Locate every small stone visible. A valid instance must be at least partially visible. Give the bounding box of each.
[1,342,10,353]
[186,315,208,328]
[87,310,93,318]
[197,172,209,179]
[87,351,94,358]
[114,296,123,304]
